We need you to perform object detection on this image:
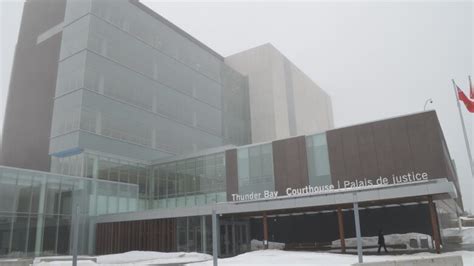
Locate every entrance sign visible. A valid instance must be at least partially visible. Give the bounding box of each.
[231,171,429,202]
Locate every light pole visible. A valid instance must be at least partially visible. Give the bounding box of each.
[424,98,433,111]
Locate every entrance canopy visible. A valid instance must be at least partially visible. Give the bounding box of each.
[96,178,459,224]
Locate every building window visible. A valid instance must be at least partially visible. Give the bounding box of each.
[237,144,274,195]
[306,133,332,187]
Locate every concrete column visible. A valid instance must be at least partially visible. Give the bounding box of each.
[428,196,441,254]
[212,210,218,266]
[263,212,268,249]
[72,205,80,266]
[88,159,98,255]
[353,193,363,264]
[337,207,346,253]
[34,178,47,256]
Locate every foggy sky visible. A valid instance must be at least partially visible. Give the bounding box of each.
[1,0,473,212]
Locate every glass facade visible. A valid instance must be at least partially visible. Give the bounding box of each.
[151,152,227,209]
[49,133,332,215]
[52,152,150,210]
[50,0,251,167]
[237,143,275,195]
[0,166,138,258]
[23,0,337,258]
[306,133,332,186]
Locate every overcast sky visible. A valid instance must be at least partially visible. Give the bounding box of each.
[1,0,473,212]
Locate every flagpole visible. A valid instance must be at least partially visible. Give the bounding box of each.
[452,79,474,178]
[469,76,473,98]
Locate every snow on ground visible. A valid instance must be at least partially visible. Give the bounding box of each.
[189,249,474,266]
[443,226,474,244]
[332,233,432,249]
[250,239,285,250]
[33,251,211,265]
[31,249,474,265]
[97,251,211,264]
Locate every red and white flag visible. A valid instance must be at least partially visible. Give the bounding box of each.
[457,86,474,113]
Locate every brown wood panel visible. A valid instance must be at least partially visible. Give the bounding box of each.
[327,111,459,189]
[405,113,444,177]
[356,125,379,178]
[372,120,396,178]
[341,127,363,180]
[225,149,238,201]
[388,118,414,176]
[327,130,347,185]
[272,136,309,194]
[95,218,177,255]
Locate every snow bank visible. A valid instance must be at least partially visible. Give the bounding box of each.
[97,250,211,264]
[443,226,474,244]
[332,233,432,249]
[250,239,285,250]
[27,249,474,266]
[189,250,474,266]
[32,251,212,265]
[35,261,96,266]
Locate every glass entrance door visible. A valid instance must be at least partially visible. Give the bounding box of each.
[219,219,250,257]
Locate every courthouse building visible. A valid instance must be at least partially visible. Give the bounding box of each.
[0,0,463,258]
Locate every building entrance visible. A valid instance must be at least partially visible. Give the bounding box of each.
[219,219,250,257]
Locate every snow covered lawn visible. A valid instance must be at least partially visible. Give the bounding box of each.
[190,250,474,266]
[33,251,211,265]
[31,249,474,265]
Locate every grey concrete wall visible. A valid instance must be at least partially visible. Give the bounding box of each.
[225,43,334,144]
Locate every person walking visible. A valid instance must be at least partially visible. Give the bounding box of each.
[377,229,388,254]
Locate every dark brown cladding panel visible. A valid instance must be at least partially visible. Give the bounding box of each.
[327,111,453,187]
[225,149,238,201]
[272,136,310,194]
[1,0,66,171]
[96,218,177,255]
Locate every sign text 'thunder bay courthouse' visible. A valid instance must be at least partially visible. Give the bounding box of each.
[231,171,430,201]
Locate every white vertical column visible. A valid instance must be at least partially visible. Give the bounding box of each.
[72,205,80,266]
[212,210,219,266]
[87,156,99,254]
[353,193,363,264]
[34,177,47,256]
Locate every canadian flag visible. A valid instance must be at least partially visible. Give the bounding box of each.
[457,86,474,113]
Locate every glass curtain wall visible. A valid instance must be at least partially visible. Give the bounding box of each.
[306,133,332,186]
[151,152,226,209]
[52,152,149,211]
[237,143,275,195]
[0,166,138,258]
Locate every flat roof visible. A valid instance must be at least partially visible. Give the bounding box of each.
[96,178,459,223]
